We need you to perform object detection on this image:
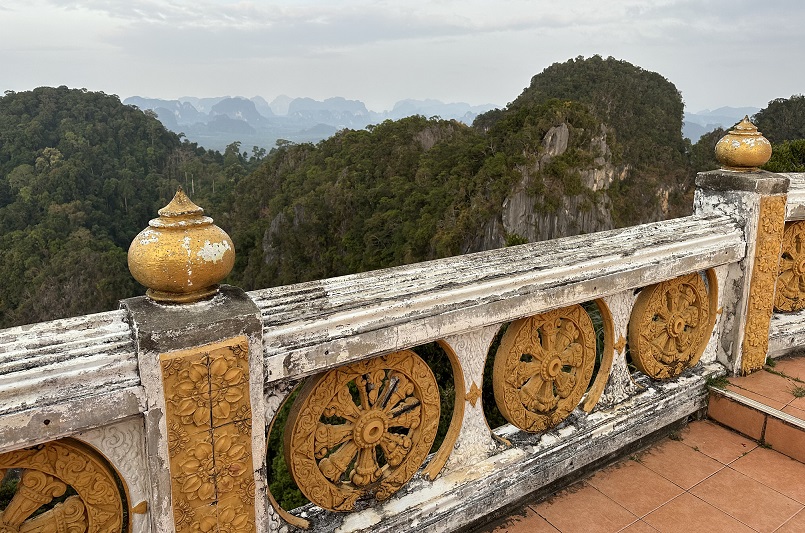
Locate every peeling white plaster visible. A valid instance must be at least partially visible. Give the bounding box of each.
[196,239,231,263]
[138,229,159,246]
[336,509,382,532]
[181,236,192,257]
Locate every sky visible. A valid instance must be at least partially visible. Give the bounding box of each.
[1,0,803,113]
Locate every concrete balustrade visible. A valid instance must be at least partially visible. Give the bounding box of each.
[2,152,805,531]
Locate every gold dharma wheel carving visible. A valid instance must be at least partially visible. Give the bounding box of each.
[629,271,717,380]
[492,305,597,433]
[776,222,805,312]
[283,350,440,512]
[0,438,126,533]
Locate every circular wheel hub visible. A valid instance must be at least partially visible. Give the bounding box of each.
[283,350,441,511]
[353,411,389,448]
[628,271,715,380]
[492,305,597,433]
[667,315,686,338]
[541,356,563,381]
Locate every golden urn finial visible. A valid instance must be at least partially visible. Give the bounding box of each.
[714,116,772,171]
[128,188,235,303]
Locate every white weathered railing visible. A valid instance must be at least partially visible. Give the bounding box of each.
[0,310,141,452]
[1,170,804,533]
[783,172,805,220]
[255,214,743,382]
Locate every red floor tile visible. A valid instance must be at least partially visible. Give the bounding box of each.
[782,384,805,409]
[786,395,805,412]
[678,419,757,464]
[483,505,560,533]
[728,370,798,404]
[765,417,805,463]
[731,446,805,504]
[618,520,659,532]
[776,508,805,533]
[534,482,637,533]
[707,393,767,440]
[643,493,754,533]
[689,467,802,532]
[771,357,805,381]
[636,439,723,489]
[587,459,683,517]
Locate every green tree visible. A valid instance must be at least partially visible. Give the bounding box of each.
[764,139,805,172]
[688,127,726,173]
[754,95,805,143]
[0,87,194,327]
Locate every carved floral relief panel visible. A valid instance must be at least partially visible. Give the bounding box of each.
[160,336,255,532]
[77,418,150,533]
[0,438,126,533]
[743,195,786,373]
[440,327,503,474]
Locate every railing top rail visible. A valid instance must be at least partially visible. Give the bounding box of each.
[252,214,745,383]
[0,212,747,411]
[0,310,142,452]
[784,172,805,220]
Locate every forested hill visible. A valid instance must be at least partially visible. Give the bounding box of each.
[0,86,244,326]
[228,56,693,289]
[5,57,796,329]
[754,95,805,172]
[479,55,691,225]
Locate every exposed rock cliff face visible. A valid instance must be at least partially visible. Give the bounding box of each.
[471,123,629,251]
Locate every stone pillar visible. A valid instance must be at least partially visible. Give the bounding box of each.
[694,118,788,375]
[124,190,265,532]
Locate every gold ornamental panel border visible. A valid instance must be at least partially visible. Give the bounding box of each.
[628,270,718,380]
[283,350,440,512]
[743,195,786,373]
[492,305,597,433]
[265,384,311,530]
[159,336,256,532]
[0,438,127,533]
[420,339,465,481]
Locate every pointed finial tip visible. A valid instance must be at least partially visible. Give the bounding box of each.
[158,188,204,218]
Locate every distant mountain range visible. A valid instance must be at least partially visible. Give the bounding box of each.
[683,106,761,142]
[123,95,498,151]
[124,94,760,150]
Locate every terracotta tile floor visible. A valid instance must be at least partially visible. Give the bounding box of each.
[771,357,805,382]
[726,362,805,411]
[711,358,805,462]
[476,420,805,533]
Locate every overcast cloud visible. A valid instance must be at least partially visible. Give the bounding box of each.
[2,0,803,112]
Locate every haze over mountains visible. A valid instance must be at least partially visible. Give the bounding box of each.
[123,95,498,151]
[124,93,758,152]
[683,107,761,141]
